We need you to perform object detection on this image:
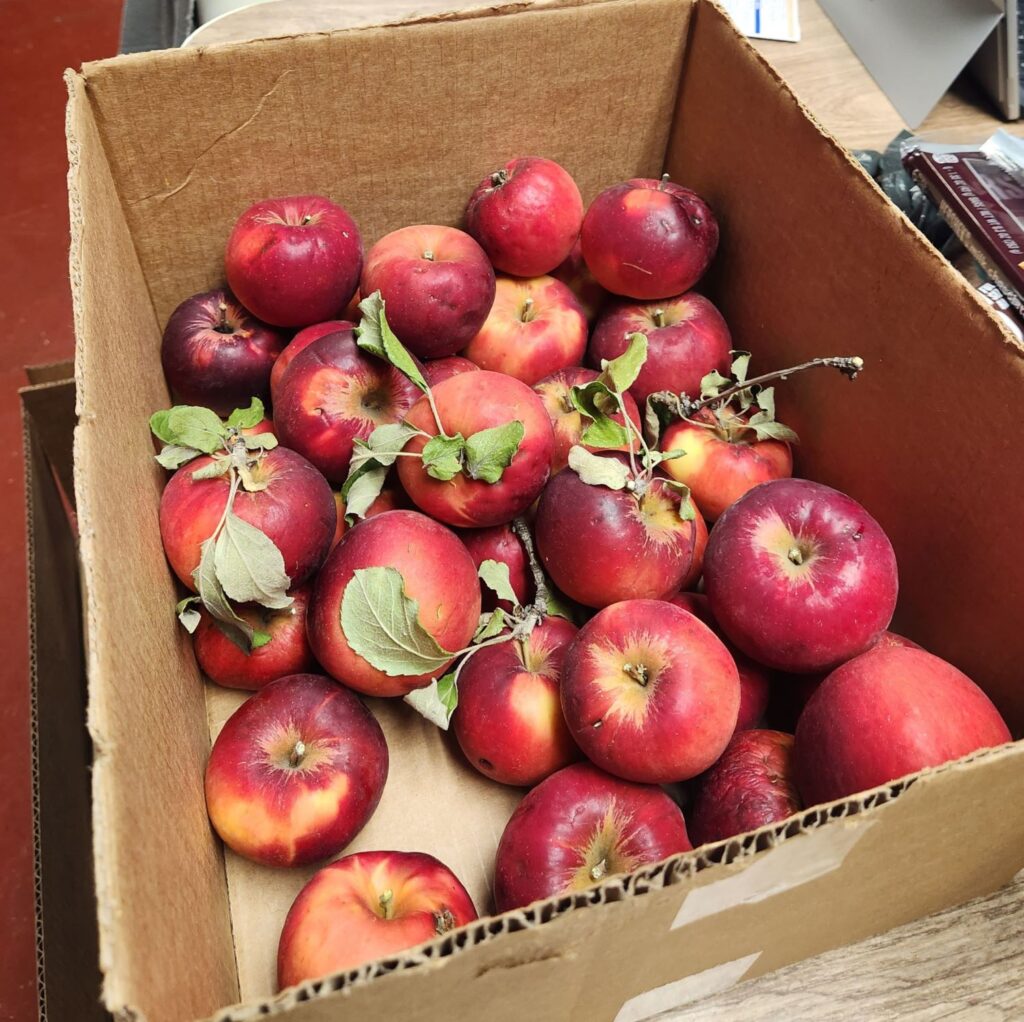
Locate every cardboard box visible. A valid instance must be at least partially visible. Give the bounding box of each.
[58,0,1024,1019]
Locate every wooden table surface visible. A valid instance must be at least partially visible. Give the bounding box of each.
[188,2,1023,1019]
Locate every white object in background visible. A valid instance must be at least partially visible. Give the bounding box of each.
[195,0,274,27]
[720,0,801,42]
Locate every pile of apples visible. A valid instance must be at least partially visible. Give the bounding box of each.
[151,157,1011,990]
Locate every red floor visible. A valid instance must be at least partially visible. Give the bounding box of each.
[1,2,123,1019]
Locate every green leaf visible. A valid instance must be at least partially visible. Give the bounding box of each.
[243,433,278,451]
[251,630,273,649]
[748,418,799,443]
[226,398,266,430]
[403,671,458,729]
[342,464,389,525]
[356,291,429,393]
[176,596,202,634]
[570,380,630,448]
[567,446,631,490]
[731,351,751,386]
[474,607,508,642]
[464,421,525,483]
[545,586,577,622]
[150,409,174,444]
[600,332,648,393]
[350,422,421,473]
[190,457,233,481]
[165,405,228,454]
[156,445,201,470]
[213,512,293,609]
[700,370,732,400]
[478,560,519,607]
[192,538,260,651]
[580,418,631,449]
[662,479,697,521]
[422,433,466,481]
[341,566,456,676]
[755,386,776,420]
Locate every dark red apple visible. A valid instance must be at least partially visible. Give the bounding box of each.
[669,592,770,733]
[458,522,532,612]
[278,850,477,988]
[688,730,801,846]
[273,330,421,484]
[795,646,1011,805]
[397,370,554,528]
[270,320,352,403]
[423,356,480,387]
[453,616,580,786]
[225,195,362,328]
[204,674,388,867]
[704,479,899,674]
[533,367,642,474]
[463,275,587,385]
[535,455,698,608]
[360,225,495,359]
[589,293,731,407]
[159,447,336,591]
[580,178,718,299]
[307,510,481,697]
[160,289,287,416]
[661,406,794,522]
[493,762,691,911]
[560,599,739,783]
[551,238,608,323]
[465,156,583,276]
[193,584,317,690]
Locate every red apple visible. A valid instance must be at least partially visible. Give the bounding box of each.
[688,730,801,846]
[278,850,477,988]
[397,371,554,528]
[551,238,608,323]
[205,674,387,867]
[193,584,317,690]
[534,367,642,474]
[669,592,770,732]
[273,330,421,484]
[704,479,899,674]
[493,762,691,911]
[463,275,587,385]
[225,195,362,328]
[465,156,583,276]
[159,447,336,591]
[307,510,481,697]
[660,407,794,522]
[360,225,495,359]
[458,523,532,612]
[795,647,1011,805]
[535,455,698,608]
[160,289,287,416]
[679,509,708,590]
[560,599,740,783]
[580,178,719,299]
[453,616,580,786]
[588,293,731,408]
[270,320,352,403]
[423,355,480,387]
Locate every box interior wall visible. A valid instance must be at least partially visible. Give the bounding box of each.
[64,1,1024,1020]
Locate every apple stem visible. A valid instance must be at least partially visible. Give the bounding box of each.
[652,308,666,328]
[288,740,306,768]
[681,356,865,418]
[658,172,670,191]
[511,516,550,624]
[491,169,510,188]
[787,547,804,565]
[422,249,434,261]
[301,214,313,225]
[379,888,394,920]
[520,297,534,323]
[622,662,650,686]
[590,859,607,881]
[212,300,235,334]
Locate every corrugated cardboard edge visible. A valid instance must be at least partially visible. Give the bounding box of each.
[209,738,1021,1020]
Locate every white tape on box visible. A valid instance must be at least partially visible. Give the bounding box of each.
[613,953,761,1022]
[672,819,877,930]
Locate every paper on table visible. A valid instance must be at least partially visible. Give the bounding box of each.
[719,0,800,42]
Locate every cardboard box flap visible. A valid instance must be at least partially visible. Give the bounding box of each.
[667,0,1024,730]
[67,70,238,1019]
